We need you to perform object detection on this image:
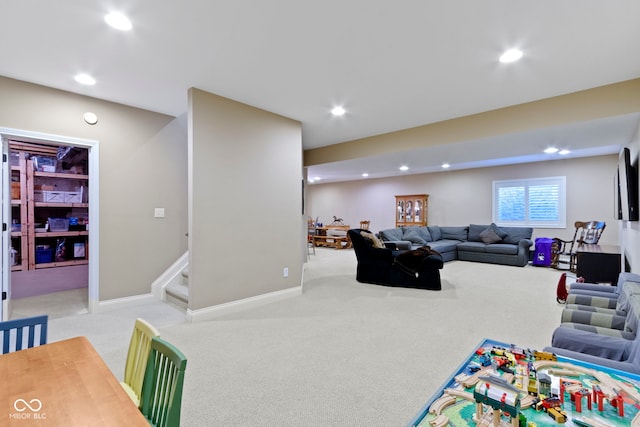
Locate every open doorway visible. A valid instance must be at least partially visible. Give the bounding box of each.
[1,128,98,320]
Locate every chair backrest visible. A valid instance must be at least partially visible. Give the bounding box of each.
[0,315,48,354]
[141,336,188,427]
[359,220,370,230]
[575,220,606,245]
[123,318,161,406]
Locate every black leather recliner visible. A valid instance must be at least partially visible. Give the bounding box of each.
[348,229,443,290]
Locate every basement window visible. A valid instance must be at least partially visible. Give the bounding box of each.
[492,176,566,228]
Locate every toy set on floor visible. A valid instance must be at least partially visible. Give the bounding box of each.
[409,339,640,427]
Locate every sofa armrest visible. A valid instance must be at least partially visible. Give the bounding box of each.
[550,326,632,360]
[518,239,533,250]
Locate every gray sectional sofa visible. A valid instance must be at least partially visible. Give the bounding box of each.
[377,223,533,267]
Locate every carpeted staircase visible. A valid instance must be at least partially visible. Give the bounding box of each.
[165,268,188,308]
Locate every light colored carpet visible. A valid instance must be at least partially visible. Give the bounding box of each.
[23,248,566,426]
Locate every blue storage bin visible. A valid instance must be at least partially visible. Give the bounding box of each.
[35,249,53,264]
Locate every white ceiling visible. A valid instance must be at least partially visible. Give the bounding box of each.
[2,1,640,182]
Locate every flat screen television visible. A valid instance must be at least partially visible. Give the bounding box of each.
[617,147,639,221]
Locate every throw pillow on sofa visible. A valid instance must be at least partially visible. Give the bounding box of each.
[427,226,442,241]
[379,228,404,242]
[479,224,504,244]
[403,226,432,245]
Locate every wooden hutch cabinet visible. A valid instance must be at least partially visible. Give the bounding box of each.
[395,194,428,228]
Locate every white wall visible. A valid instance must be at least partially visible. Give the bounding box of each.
[308,155,619,246]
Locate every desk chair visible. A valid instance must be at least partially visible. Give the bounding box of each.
[121,318,161,407]
[141,336,188,427]
[0,314,48,354]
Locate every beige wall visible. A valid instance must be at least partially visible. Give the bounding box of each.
[308,155,620,246]
[188,88,303,310]
[0,76,188,300]
[305,78,640,166]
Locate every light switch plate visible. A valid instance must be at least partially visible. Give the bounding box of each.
[154,208,165,218]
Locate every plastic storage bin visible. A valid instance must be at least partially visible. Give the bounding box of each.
[48,218,69,232]
[35,249,53,264]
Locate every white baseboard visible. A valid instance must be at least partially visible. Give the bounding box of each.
[93,293,157,313]
[186,286,302,322]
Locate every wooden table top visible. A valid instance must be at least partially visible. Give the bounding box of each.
[0,336,149,426]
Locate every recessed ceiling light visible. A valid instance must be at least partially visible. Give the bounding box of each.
[559,149,571,155]
[313,177,321,181]
[499,49,523,64]
[331,106,346,116]
[105,12,132,31]
[441,163,451,169]
[544,147,559,154]
[362,173,369,177]
[399,165,409,172]
[74,73,96,85]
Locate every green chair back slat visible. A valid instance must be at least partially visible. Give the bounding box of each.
[122,318,161,406]
[140,336,187,427]
[0,315,48,354]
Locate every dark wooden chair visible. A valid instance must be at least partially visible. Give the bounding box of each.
[551,221,606,272]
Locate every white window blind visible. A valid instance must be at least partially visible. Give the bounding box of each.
[493,176,566,228]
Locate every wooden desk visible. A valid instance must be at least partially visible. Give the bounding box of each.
[0,336,148,426]
[575,244,621,284]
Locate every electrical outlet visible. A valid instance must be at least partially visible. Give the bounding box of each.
[283,267,289,278]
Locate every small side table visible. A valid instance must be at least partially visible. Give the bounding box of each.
[575,244,621,284]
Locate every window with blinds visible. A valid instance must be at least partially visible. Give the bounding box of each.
[493,176,566,228]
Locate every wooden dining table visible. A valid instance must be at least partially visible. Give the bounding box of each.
[0,336,149,426]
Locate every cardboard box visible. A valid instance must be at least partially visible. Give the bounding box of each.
[33,190,44,202]
[11,182,20,199]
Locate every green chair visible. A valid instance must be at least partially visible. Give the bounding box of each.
[140,336,187,427]
[0,315,48,354]
[120,318,161,407]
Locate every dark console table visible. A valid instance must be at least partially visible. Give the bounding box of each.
[575,244,621,284]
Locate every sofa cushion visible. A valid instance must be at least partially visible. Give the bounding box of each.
[456,242,486,253]
[500,227,533,244]
[402,226,432,245]
[467,224,488,242]
[427,226,442,241]
[429,240,462,253]
[379,228,404,242]
[439,226,468,241]
[480,224,504,244]
[484,244,519,255]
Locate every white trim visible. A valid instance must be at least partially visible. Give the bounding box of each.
[151,251,189,299]
[186,286,302,322]
[0,127,100,313]
[93,293,157,313]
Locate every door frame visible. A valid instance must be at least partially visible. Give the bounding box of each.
[0,128,99,318]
